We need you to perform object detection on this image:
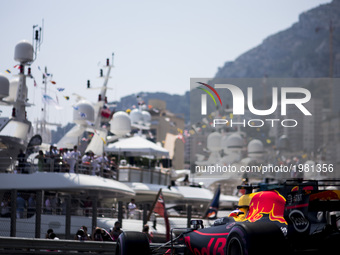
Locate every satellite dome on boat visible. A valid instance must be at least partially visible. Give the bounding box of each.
[278,135,289,150]
[0,74,10,100]
[223,133,243,149]
[14,40,34,63]
[110,111,131,136]
[207,132,222,152]
[142,111,151,124]
[73,100,95,125]
[248,139,264,154]
[130,108,143,125]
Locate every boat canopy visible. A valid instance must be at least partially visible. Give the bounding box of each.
[127,182,183,201]
[0,172,135,198]
[105,136,169,158]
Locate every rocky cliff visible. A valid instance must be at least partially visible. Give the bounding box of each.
[215,0,340,78]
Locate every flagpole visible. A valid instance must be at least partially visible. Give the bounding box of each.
[147,188,162,222]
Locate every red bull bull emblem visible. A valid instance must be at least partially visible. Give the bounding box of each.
[246,191,287,225]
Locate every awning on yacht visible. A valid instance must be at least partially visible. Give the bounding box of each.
[0,172,135,198]
[105,136,169,158]
[126,182,183,202]
[172,186,213,202]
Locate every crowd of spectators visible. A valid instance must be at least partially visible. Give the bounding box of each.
[16,145,118,178]
[46,221,152,243]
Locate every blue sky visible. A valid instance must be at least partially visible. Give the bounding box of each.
[0,0,332,125]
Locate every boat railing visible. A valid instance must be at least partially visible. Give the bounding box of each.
[0,203,147,221]
[6,157,171,186]
[117,165,170,185]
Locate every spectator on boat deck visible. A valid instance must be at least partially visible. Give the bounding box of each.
[183,174,190,186]
[54,150,66,172]
[17,149,26,173]
[61,149,70,171]
[45,145,54,158]
[110,157,117,169]
[90,152,100,176]
[142,224,153,243]
[1,197,10,218]
[51,196,58,214]
[82,151,92,163]
[128,199,137,219]
[45,196,52,214]
[68,146,81,173]
[27,193,36,218]
[83,196,92,216]
[36,150,45,172]
[97,153,109,166]
[45,145,56,172]
[110,221,123,241]
[16,193,26,219]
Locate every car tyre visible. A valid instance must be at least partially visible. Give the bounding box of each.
[226,222,287,255]
[116,231,150,255]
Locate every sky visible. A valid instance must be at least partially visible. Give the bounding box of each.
[0,0,332,126]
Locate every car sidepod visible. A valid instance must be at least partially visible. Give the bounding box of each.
[184,224,229,255]
[184,221,287,255]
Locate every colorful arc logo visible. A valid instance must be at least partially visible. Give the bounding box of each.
[197,82,222,115]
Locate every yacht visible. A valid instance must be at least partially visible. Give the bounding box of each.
[0,37,236,241]
[0,40,36,171]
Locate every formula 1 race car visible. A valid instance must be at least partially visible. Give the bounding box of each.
[116,179,340,255]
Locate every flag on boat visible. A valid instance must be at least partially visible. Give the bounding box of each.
[203,185,220,220]
[101,107,111,119]
[42,94,62,110]
[148,189,170,241]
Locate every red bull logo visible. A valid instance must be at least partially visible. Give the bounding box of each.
[184,236,226,255]
[246,191,287,225]
[310,190,340,201]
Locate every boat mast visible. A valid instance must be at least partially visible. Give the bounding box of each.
[94,53,114,129]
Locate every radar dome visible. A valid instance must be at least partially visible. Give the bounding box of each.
[142,111,151,124]
[0,74,10,100]
[248,139,264,154]
[130,108,143,125]
[14,40,34,63]
[278,135,289,150]
[207,132,222,152]
[73,100,95,125]
[223,133,243,149]
[110,111,131,136]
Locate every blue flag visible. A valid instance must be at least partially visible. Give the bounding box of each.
[204,185,220,219]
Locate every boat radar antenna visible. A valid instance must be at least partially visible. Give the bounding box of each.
[32,20,44,62]
[12,22,43,121]
[93,53,114,129]
[83,54,114,155]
